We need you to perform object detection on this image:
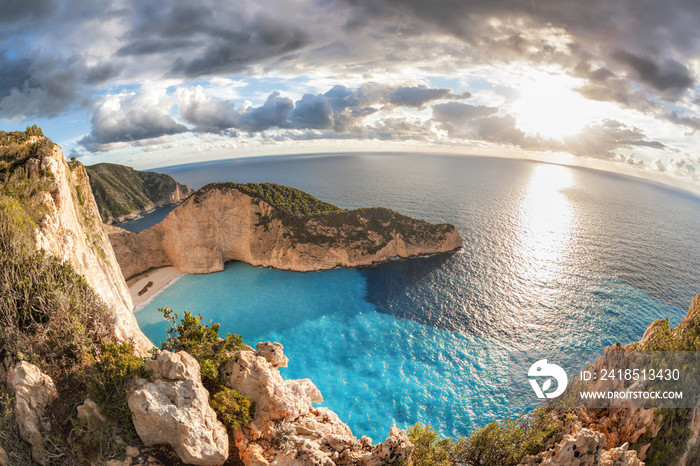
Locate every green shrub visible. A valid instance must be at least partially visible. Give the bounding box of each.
[160,307,246,389]
[408,408,560,466]
[408,423,456,466]
[159,307,253,429]
[210,387,254,430]
[84,342,148,443]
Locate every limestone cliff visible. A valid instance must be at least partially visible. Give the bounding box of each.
[109,182,463,279]
[25,142,152,353]
[85,162,194,224]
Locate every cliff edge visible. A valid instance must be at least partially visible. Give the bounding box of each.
[109,182,463,279]
[18,139,151,352]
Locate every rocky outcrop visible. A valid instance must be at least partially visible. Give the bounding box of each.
[109,183,462,278]
[86,163,194,224]
[27,142,152,353]
[527,295,700,466]
[223,342,413,466]
[5,362,58,465]
[519,428,642,466]
[128,351,229,466]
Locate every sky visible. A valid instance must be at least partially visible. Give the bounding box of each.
[1,0,699,191]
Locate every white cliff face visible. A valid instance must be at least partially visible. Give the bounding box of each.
[29,143,151,353]
[221,342,414,466]
[110,187,463,279]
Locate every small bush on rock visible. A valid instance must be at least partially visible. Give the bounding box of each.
[159,307,254,429]
[408,408,560,466]
[210,387,254,430]
[85,342,148,443]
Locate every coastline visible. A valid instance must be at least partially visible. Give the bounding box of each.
[128,266,185,312]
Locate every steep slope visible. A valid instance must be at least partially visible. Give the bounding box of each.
[3,137,152,353]
[109,182,463,278]
[85,162,194,224]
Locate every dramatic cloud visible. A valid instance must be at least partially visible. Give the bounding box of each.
[612,51,694,97]
[80,92,187,151]
[563,119,665,159]
[2,0,699,185]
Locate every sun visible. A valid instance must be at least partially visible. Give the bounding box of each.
[510,72,597,141]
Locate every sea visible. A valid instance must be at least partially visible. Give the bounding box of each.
[131,153,700,441]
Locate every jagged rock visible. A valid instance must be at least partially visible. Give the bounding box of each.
[225,342,413,466]
[6,362,58,465]
[128,351,228,466]
[520,428,643,466]
[256,342,289,368]
[221,347,322,423]
[520,428,605,465]
[598,442,643,466]
[362,425,414,466]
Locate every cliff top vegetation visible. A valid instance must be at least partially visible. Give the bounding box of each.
[195,182,344,217]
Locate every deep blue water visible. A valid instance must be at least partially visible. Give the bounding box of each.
[135,153,700,441]
[115,204,178,232]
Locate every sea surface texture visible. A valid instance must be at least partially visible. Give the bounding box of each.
[135,154,700,440]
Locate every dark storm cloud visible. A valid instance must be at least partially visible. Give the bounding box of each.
[388,86,452,108]
[0,0,56,25]
[80,95,187,151]
[612,51,694,96]
[0,51,92,118]
[119,1,311,78]
[339,0,700,106]
[667,111,700,132]
[115,39,202,57]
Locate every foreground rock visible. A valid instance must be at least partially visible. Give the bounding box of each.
[5,362,58,465]
[128,351,229,466]
[109,183,462,278]
[223,342,413,465]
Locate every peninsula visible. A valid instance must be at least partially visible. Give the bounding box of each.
[85,163,194,224]
[108,182,463,279]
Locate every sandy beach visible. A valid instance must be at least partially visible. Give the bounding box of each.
[128,266,185,312]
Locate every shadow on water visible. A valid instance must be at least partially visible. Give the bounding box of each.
[359,251,491,334]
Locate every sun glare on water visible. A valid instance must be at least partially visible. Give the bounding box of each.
[510,72,599,141]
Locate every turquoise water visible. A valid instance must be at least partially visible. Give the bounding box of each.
[136,154,699,440]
